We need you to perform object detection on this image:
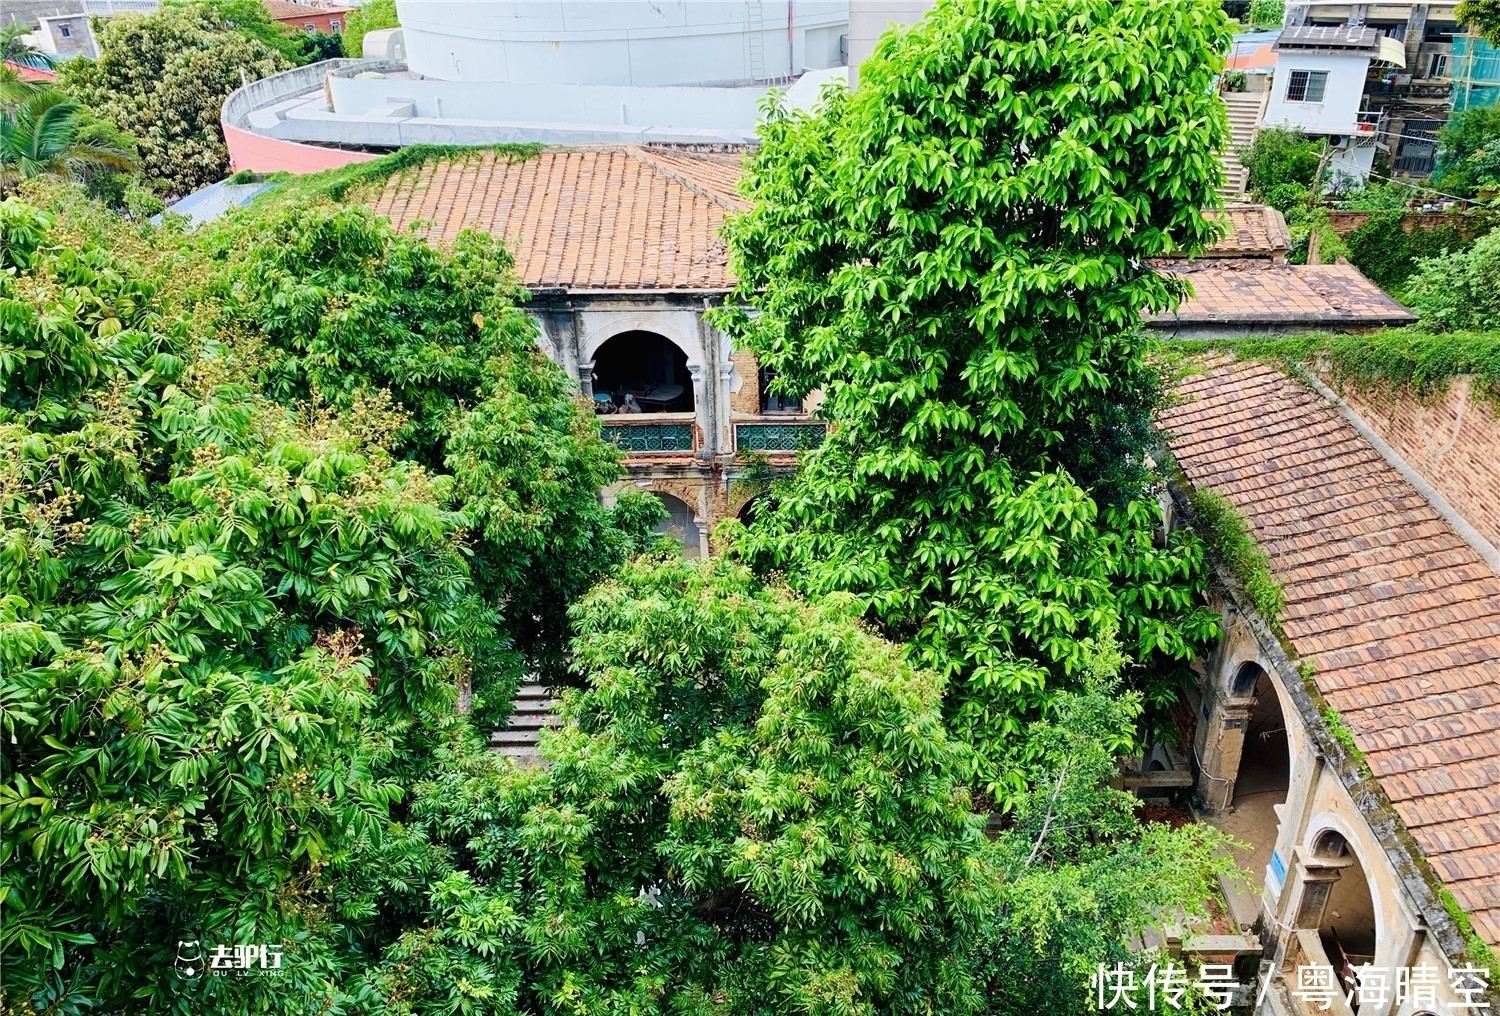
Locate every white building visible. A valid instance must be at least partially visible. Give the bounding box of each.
[1262,25,1407,186]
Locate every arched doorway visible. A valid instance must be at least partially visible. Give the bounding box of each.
[591,331,694,413]
[1308,830,1378,1010]
[1233,664,1289,811]
[650,492,700,559]
[1218,662,1292,925]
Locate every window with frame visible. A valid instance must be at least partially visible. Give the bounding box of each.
[1427,52,1448,78]
[1285,69,1328,102]
[59,23,72,37]
[329,18,340,32]
[758,367,803,414]
[304,22,317,33]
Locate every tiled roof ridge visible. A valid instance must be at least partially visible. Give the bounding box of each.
[625,146,742,212]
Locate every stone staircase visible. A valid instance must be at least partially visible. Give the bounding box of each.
[1220,89,1270,200]
[489,682,559,766]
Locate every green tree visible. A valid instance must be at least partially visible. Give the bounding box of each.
[58,7,290,197]
[1432,105,1500,198]
[717,0,1226,799]
[1238,125,1323,210]
[1457,0,1500,44]
[366,556,1233,1016]
[1405,225,1500,330]
[0,195,486,1012]
[0,89,137,192]
[343,0,398,59]
[198,198,659,716]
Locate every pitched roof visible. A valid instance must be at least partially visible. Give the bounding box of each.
[369,147,744,291]
[1162,359,1500,948]
[1202,204,1291,258]
[262,0,350,19]
[1148,263,1416,331]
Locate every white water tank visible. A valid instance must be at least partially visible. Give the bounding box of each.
[395,1,848,85]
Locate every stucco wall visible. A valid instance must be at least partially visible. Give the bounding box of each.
[396,0,846,85]
[328,74,766,129]
[1263,52,1369,135]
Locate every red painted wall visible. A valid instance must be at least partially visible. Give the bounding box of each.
[224,123,378,175]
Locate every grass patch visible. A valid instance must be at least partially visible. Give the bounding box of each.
[251,143,544,207]
[1165,328,1500,402]
[1320,707,1363,761]
[1441,886,1499,973]
[1186,487,1284,629]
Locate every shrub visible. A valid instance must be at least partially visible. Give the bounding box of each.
[1405,226,1500,330]
[1240,126,1322,209]
[1432,105,1500,198]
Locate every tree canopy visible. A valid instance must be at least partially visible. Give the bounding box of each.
[58,6,291,197]
[718,0,1228,799]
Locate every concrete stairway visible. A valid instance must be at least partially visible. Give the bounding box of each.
[489,682,559,766]
[1220,90,1270,200]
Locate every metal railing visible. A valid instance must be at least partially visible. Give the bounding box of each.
[601,418,697,454]
[733,420,826,454]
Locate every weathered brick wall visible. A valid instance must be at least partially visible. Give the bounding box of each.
[1337,377,1500,551]
[729,350,761,415]
[1325,211,1495,240]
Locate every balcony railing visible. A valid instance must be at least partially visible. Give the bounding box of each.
[734,420,826,454]
[602,418,696,454]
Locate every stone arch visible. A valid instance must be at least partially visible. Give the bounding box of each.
[589,330,696,413]
[1231,660,1266,697]
[1300,818,1382,989]
[579,315,703,372]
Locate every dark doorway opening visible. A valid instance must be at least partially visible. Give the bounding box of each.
[651,493,700,559]
[593,332,693,413]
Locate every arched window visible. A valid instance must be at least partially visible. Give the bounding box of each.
[1312,830,1349,859]
[592,331,693,413]
[1232,661,1266,697]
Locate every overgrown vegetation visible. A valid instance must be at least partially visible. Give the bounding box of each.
[1405,226,1500,331]
[718,0,1230,801]
[2,1,1273,1010]
[1432,104,1500,198]
[1342,211,1474,295]
[58,4,291,197]
[1167,328,1500,400]
[1185,489,1284,628]
[1239,125,1322,212]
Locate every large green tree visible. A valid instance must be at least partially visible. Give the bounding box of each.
[0,187,654,1013]
[197,198,659,717]
[364,557,1232,1016]
[0,194,487,1012]
[719,0,1228,800]
[58,6,290,197]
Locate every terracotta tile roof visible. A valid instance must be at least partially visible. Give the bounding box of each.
[262,0,350,18]
[1162,359,1500,948]
[1149,263,1417,329]
[1203,204,1291,258]
[633,146,747,210]
[368,147,741,291]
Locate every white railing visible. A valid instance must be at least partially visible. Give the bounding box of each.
[82,0,161,14]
